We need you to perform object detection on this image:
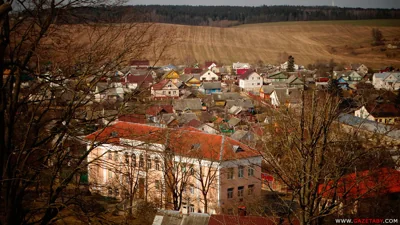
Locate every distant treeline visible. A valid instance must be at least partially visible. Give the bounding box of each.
[58,5,400,26]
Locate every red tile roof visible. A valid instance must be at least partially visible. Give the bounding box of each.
[319,168,400,199]
[125,74,153,85]
[236,69,250,75]
[237,70,255,80]
[146,105,174,116]
[118,114,147,124]
[184,119,202,128]
[86,122,260,161]
[152,79,170,90]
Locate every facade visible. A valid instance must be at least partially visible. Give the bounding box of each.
[372,72,400,90]
[151,80,179,99]
[351,63,368,75]
[200,82,222,94]
[238,71,263,91]
[354,104,400,125]
[270,88,301,108]
[199,70,219,81]
[86,123,263,215]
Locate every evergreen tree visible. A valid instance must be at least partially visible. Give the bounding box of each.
[287,55,295,72]
[371,28,384,46]
[327,78,343,98]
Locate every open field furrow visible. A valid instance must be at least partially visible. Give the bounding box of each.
[141,20,400,67]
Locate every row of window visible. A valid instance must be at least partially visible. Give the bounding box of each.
[108,152,161,170]
[227,185,254,199]
[162,90,177,95]
[227,165,254,179]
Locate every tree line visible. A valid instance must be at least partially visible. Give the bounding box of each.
[56,5,400,26]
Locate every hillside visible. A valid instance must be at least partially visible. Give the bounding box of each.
[159,20,400,68]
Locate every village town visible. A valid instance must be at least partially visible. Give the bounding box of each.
[27,57,398,223]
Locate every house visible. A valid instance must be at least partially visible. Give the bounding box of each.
[334,71,362,85]
[350,63,368,75]
[354,103,400,125]
[233,62,250,75]
[264,72,288,84]
[259,86,275,101]
[162,70,180,84]
[270,88,301,108]
[280,61,300,71]
[130,59,150,69]
[123,74,153,90]
[286,75,304,89]
[199,82,222,94]
[145,105,174,123]
[238,71,263,91]
[372,72,400,90]
[180,74,202,87]
[337,77,349,90]
[212,92,241,107]
[151,80,179,99]
[173,98,203,112]
[199,69,219,81]
[86,122,262,215]
[319,168,400,217]
[183,67,203,74]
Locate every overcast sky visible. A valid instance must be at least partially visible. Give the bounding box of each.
[128,0,400,9]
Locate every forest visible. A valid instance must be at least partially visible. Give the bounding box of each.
[57,5,400,26]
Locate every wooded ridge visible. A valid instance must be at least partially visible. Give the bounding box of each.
[56,5,400,26]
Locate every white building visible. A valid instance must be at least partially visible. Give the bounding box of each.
[199,69,219,81]
[280,61,300,71]
[372,72,400,90]
[238,71,263,91]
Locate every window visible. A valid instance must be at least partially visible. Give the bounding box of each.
[248,184,254,195]
[155,180,160,190]
[108,152,112,160]
[190,184,194,194]
[173,91,176,94]
[227,168,234,179]
[190,204,195,213]
[108,187,113,195]
[238,166,244,178]
[227,208,233,215]
[155,157,160,170]
[162,91,165,95]
[257,83,260,85]
[131,154,137,167]
[248,165,254,177]
[124,153,129,163]
[114,152,119,162]
[227,188,233,198]
[139,154,144,168]
[115,188,119,196]
[168,91,171,95]
[147,156,152,169]
[108,170,113,179]
[190,167,195,175]
[238,186,244,197]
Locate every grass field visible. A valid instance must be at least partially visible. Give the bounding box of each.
[158,19,400,68]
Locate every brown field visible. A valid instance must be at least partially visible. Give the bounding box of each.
[157,20,400,68]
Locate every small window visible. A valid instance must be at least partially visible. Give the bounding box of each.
[108,170,113,179]
[190,184,194,194]
[227,188,233,199]
[238,166,244,178]
[238,186,244,197]
[248,165,254,177]
[227,168,234,179]
[168,91,171,95]
[147,156,152,169]
[248,184,254,195]
[124,152,129,163]
[190,204,195,213]
[155,157,160,170]
[155,180,160,190]
[132,154,137,167]
[108,152,112,160]
[114,152,119,162]
[139,154,144,168]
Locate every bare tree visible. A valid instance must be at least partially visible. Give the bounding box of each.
[259,90,392,225]
[0,0,174,224]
